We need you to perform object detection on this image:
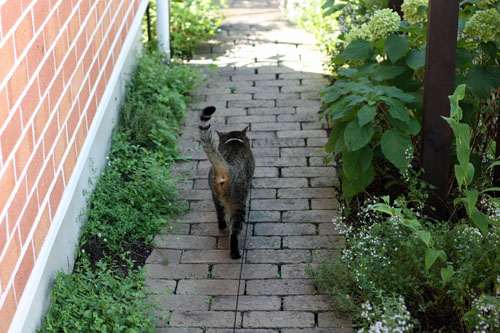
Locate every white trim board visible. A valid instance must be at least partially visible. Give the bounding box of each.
[8,1,149,331]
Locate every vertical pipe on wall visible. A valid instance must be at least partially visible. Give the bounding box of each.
[156,0,171,60]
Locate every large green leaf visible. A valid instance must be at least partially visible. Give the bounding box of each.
[466,66,500,99]
[425,248,446,271]
[440,266,453,284]
[342,145,373,179]
[416,230,433,247]
[344,119,374,151]
[324,121,348,155]
[358,105,377,126]
[471,207,489,235]
[372,85,415,102]
[406,49,426,70]
[380,129,414,170]
[342,163,375,198]
[342,39,373,61]
[384,34,409,63]
[370,66,405,81]
[387,114,420,135]
[385,98,410,123]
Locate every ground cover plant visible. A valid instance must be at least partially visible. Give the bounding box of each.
[38,48,203,331]
[285,0,500,331]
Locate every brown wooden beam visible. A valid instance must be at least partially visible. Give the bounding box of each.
[421,0,459,219]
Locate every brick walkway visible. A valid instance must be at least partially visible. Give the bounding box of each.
[145,0,352,332]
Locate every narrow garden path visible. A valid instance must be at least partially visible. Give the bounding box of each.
[145,0,352,332]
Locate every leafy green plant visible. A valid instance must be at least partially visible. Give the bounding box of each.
[39,49,197,331]
[120,51,202,151]
[319,1,500,199]
[170,0,225,58]
[40,259,158,332]
[321,76,418,198]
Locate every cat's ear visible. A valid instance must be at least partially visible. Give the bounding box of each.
[242,126,249,136]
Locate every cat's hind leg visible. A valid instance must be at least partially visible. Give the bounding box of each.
[212,193,227,230]
[229,206,246,259]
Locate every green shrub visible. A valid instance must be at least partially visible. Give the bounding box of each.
[40,259,157,332]
[39,49,197,331]
[119,51,202,151]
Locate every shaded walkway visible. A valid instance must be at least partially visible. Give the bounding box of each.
[145,0,352,331]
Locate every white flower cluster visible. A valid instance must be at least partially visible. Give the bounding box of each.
[401,0,428,25]
[338,3,375,35]
[345,8,401,43]
[464,8,500,43]
[358,295,415,333]
[471,294,500,333]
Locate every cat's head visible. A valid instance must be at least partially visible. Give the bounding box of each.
[217,127,250,147]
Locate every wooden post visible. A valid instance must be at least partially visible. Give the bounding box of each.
[157,0,171,60]
[421,0,459,219]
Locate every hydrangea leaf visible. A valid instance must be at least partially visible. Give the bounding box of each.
[370,65,405,81]
[344,119,374,151]
[380,129,413,170]
[384,34,409,63]
[342,39,373,61]
[406,49,426,70]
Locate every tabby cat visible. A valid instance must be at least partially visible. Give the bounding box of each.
[199,106,255,259]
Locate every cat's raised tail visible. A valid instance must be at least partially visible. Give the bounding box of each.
[199,106,230,189]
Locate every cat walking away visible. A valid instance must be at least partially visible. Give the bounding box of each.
[199,106,255,259]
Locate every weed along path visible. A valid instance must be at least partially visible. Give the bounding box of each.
[145,0,352,331]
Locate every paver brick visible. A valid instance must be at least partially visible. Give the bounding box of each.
[170,311,241,328]
[181,250,242,264]
[251,199,308,211]
[145,264,209,279]
[282,329,353,333]
[254,166,279,177]
[243,311,314,328]
[246,250,311,263]
[252,138,305,147]
[282,167,335,177]
[212,264,278,279]
[318,312,353,328]
[251,122,300,131]
[310,176,339,187]
[253,178,308,189]
[283,236,344,249]
[228,100,275,108]
[190,200,215,211]
[307,137,328,147]
[154,235,217,249]
[277,130,326,139]
[190,223,229,236]
[252,149,280,157]
[246,279,315,295]
[283,295,334,311]
[217,236,281,250]
[276,99,322,108]
[318,222,342,235]
[156,294,210,311]
[146,249,183,265]
[253,92,300,100]
[157,328,204,333]
[251,188,276,199]
[176,280,244,295]
[247,106,295,115]
[227,115,276,124]
[255,156,306,167]
[249,210,280,222]
[207,330,278,333]
[283,210,337,223]
[277,188,335,199]
[281,264,318,279]
[280,147,325,157]
[312,198,339,210]
[206,93,252,102]
[254,223,316,236]
[144,279,177,295]
[176,211,218,223]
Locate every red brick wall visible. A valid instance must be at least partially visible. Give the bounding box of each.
[0,0,142,330]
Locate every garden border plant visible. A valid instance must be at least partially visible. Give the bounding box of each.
[285,0,500,331]
[37,37,212,333]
